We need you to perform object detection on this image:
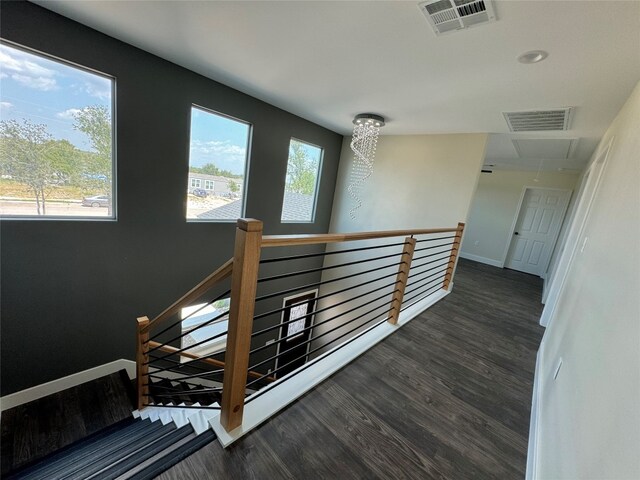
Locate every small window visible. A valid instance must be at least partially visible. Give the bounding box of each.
[281,139,322,223]
[190,178,201,188]
[187,106,251,221]
[0,42,115,219]
[181,298,230,359]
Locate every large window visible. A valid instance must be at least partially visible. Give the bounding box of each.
[281,139,323,222]
[0,42,115,218]
[187,106,251,221]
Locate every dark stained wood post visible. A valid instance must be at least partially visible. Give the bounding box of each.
[220,218,263,432]
[136,316,150,410]
[443,222,465,291]
[389,236,417,325]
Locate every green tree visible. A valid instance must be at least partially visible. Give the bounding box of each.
[286,141,317,195]
[0,120,77,215]
[228,179,239,194]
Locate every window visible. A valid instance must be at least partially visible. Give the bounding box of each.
[0,42,115,219]
[281,139,322,222]
[190,178,201,188]
[187,106,251,221]
[181,298,230,359]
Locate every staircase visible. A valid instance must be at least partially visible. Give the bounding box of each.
[2,373,219,480]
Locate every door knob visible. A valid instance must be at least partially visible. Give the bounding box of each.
[514,232,519,235]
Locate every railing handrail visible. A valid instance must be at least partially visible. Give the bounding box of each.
[261,227,459,247]
[142,258,234,334]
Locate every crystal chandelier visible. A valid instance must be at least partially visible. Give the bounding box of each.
[348,113,385,219]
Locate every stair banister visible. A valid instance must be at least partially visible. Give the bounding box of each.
[389,236,417,325]
[443,222,465,290]
[136,316,150,409]
[220,218,263,432]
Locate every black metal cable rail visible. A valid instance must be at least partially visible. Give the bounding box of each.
[151,385,222,397]
[146,366,225,384]
[403,273,447,298]
[407,259,450,279]
[257,250,407,284]
[251,277,400,339]
[145,347,226,376]
[410,248,453,263]
[405,266,449,287]
[409,252,452,270]
[413,241,455,253]
[247,298,394,375]
[147,354,215,374]
[401,281,445,308]
[147,287,231,343]
[252,268,401,324]
[144,403,221,410]
[249,284,400,356]
[245,306,393,391]
[146,327,229,365]
[260,240,409,265]
[415,235,456,243]
[143,376,215,392]
[254,259,405,303]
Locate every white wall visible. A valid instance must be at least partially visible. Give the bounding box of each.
[330,133,487,232]
[533,82,640,479]
[461,170,579,268]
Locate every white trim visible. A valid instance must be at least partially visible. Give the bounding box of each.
[210,289,450,447]
[0,359,136,411]
[459,251,503,268]
[539,138,613,327]
[526,347,543,480]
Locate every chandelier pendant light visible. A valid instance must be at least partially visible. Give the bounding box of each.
[348,113,385,219]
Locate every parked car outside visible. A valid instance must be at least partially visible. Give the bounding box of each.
[192,188,208,198]
[82,195,110,207]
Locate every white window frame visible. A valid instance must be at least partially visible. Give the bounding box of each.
[281,137,323,224]
[204,180,214,190]
[191,178,201,188]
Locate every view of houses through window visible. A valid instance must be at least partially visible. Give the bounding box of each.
[0,43,114,218]
[281,138,322,222]
[180,298,230,360]
[186,106,250,221]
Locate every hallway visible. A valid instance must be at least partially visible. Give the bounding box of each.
[158,259,545,479]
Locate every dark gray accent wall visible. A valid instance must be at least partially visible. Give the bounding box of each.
[0,1,343,395]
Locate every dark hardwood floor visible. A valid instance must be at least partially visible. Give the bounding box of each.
[0,370,135,475]
[157,259,545,480]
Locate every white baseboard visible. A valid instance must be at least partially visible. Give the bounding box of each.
[211,288,450,447]
[0,359,136,412]
[459,252,504,268]
[526,348,543,480]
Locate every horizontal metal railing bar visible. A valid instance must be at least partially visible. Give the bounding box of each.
[249,285,400,356]
[413,241,455,252]
[147,367,224,383]
[410,248,454,263]
[143,403,221,410]
[146,327,228,364]
[251,277,401,339]
[147,288,231,344]
[259,240,409,265]
[401,282,445,308]
[144,376,214,391]
[143,258,233,334]
[261,227,459,248]
[254,259,405,303]
[247,298,393,374]
[244,315,391,404]
[151,386,222,397]
[403,274,447,298]
[245,306,393,389]
[252,269,401,325]
[414,235,456,244]
[148,354,214,373]
[257,250,406,284]
[407,259,450,278]
[405,266,450,286]
[409,253,452,270]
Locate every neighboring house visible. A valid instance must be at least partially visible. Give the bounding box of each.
[197,191,313,221]
[188,173,243,197]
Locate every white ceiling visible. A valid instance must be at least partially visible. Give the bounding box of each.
[35,0,640,171]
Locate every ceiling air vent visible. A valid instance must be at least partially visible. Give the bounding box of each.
[503,108,573,132]
[418,0,497,35]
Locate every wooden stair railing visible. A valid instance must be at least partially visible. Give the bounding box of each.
[137,218,465,431]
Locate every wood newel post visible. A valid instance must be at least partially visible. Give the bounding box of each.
[221,218,263,432]
[136,316,150,410]
[443,222,465,291]
[389,236,417,325]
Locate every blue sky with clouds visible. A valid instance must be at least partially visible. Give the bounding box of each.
[0,43,112,153]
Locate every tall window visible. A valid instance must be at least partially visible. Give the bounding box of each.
[187,106,251,221]
[0,42,115,218]
[281,139,322,222]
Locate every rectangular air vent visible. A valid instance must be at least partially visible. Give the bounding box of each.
[512,138,579,159]
[419,0,497,35]
[503,108,573,132]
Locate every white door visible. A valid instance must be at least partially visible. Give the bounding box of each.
[505,188,571,276]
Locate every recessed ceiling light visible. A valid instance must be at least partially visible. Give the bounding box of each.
[518,50,548,64]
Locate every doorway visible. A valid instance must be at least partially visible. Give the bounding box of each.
[274,290,318,379]
[505,187,572,277]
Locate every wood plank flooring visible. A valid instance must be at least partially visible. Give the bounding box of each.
[158,259,545,480]
[0,370,135,475]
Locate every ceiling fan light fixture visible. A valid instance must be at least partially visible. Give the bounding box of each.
[517,50,548,64]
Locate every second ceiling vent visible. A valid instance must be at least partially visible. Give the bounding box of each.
[418,0,497,35]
